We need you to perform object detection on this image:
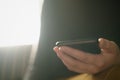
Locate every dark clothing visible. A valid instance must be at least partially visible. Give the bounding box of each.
[29,0,120,80]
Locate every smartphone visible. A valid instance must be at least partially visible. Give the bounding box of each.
[55,38,101,54]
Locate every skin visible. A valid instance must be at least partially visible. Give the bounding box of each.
[53,38,120,74]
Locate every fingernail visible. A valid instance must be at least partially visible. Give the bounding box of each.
[98,38,103,42]
[59,47,62,51]
[53,46,59,51]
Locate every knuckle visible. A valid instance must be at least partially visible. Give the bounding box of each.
[89,66,101,74]
[110,41,116,45]
[90,62,105,74]
[67,66,76,72]
[66,63,77,71]
[97,61,105,69]
[92,67,100,74]
[67,66,73,71]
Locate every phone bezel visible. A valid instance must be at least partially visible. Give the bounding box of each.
[55,38,101,54]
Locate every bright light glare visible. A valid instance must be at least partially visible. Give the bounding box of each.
[0,0,43,47]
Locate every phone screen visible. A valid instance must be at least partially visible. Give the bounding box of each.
[55,38,101,54]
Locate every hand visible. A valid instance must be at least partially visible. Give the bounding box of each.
[53,38,120,74]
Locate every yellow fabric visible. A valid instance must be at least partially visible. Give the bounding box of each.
[66,65,120,80]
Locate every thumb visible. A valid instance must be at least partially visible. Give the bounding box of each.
[98,38,114,53]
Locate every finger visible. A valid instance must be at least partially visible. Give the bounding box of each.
[98,38,110,50]
[53,46,59,53]
[57,50,98,73]
[99,38,119,54]
[53,46,61,57]
[110,41,120,54]
[59,46,99,64]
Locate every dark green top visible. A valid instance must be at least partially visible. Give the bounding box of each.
[29,0,120,80]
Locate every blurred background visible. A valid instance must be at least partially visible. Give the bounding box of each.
[0,0,44,80]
